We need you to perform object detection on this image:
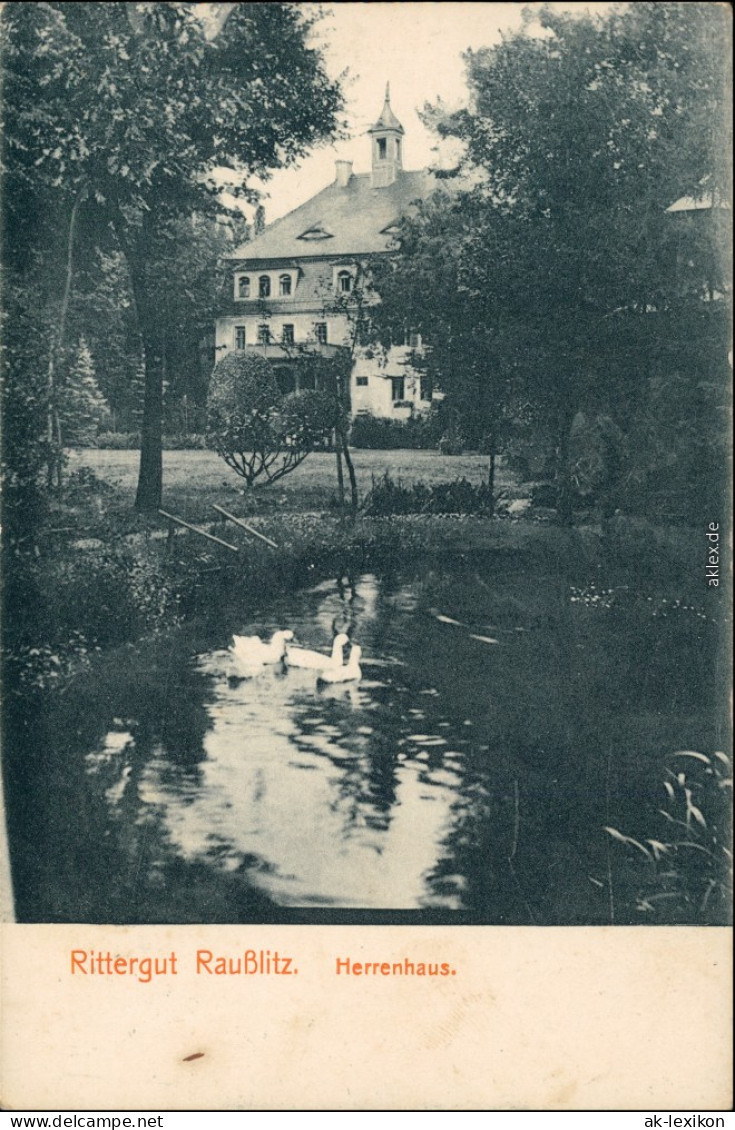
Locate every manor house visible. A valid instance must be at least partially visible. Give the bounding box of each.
[214,87,434,419]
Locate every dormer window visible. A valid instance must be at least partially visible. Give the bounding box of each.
[298,224,333,242]
[258,275,271,298]
[377,138,387,160]
[279,274,292,297]
[337,270,353,294]
[237,276,250,299]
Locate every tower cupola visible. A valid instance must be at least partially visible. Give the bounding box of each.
[369,83,404,188]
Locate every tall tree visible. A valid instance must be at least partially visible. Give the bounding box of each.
[373,3,730,522]
[1,2,343,508]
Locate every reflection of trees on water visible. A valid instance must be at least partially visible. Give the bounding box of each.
[4,685,126,921]
[7,638,283,922]
[288,685,401,833]
[10,556,720,922]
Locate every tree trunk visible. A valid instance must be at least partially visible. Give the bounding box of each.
[134,330,164,510]
[341,433,359,518]
[46,187,86,491]
[555,409,575,528]
[335,444,345,514]
[487,429,497,518]
[119,226,164,512]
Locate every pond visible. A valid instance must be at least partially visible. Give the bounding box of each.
[6,554,725,924]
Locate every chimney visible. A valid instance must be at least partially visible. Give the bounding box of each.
[335,160,353,188]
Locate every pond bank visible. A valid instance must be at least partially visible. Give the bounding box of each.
[5,504,713,697]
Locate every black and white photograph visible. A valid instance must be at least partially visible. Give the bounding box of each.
[1,0,731,928]
[0,0,732,1111]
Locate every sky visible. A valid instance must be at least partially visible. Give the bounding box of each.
[215,2,614,224]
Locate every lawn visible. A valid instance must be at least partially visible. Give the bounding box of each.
[72,447,511,522]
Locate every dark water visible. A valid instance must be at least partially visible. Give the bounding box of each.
[6,557,725,924]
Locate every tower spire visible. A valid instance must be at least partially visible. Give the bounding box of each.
[369,84,404,188]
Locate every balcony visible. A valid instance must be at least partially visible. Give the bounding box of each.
[236,342,342,361]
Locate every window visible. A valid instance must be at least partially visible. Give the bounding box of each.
[356,376,368,387]
[258,275,271,298]
[337,270,353,294]
[314,322,328,345]
[281,324,294,345]
[279,274,292,297]
[377,137,387,160]
[395,139,401,161]
[420,375,432,401]
[391,377,405,402]
[257,324,270,345]
[237,276,250,299]
[235,326,246,350]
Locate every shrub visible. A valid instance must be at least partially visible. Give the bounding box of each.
[161,434,208,450]
[438,424,467,456]
[206,353,334,487]
[96,432,141,449]
[349,411,441,450]
[362,471,496,516]
[62,466,116,503]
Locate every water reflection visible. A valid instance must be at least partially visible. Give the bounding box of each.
[89,575,471,909]
[71,563,718,922]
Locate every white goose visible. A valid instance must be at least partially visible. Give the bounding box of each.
[285,632,350,670]
[230,629,294,670]
[317,645,362,685]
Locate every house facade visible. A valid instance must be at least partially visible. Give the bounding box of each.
[214,88,435,419]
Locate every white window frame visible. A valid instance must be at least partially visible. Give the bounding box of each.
[332,264,358,295]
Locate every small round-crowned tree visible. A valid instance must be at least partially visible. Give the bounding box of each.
[206,352,335,487]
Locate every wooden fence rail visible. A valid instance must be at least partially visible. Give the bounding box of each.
[211,504,279,548]
[158,509,239,553]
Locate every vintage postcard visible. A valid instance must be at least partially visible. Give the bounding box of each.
[1,1,732,1112]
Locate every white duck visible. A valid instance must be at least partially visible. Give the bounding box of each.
[230,629,293,670]
[285,632,350,670]
[317,645,362,685]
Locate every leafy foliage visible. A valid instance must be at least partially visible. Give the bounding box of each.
[206,352,336,488]
[372,3,731,524]
[362,472,497,517]
[350,411,442,450]
[58,339,110,446]
[1,2,344,509]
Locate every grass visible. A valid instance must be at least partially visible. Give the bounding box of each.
[71,448,512,522]
[59,447,705,580]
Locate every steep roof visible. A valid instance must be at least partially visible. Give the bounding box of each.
[232,169,434,263]
[370,87,405,135]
